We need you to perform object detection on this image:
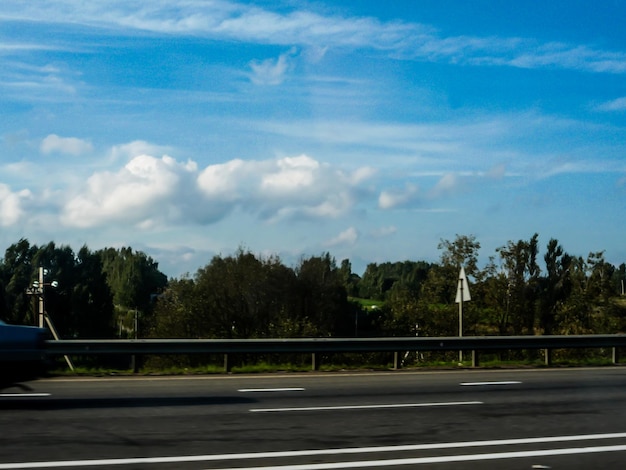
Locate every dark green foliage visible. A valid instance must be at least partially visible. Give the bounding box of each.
[149,250,354,340]
[358,260,432,300]
[97,247,168,313]
[0,240,116,338]
[0,240,167,340]
[3,233,626,361]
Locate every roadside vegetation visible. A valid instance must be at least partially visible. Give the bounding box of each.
[2,234,626,373]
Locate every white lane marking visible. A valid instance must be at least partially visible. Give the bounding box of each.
[460,381,522,386]
[249,401,483,413]
[0,393,51,398]
[196,445,626,469]
[2,432,626,468]
[238,388,305,393]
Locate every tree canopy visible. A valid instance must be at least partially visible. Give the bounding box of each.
[1,234,626,346]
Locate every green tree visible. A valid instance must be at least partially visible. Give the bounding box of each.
[496,234,540,335]
[538,238,572,335]
[295,253,352,336]
[70,246,116,338]
[97,247,168,312]
[0,239,37,324]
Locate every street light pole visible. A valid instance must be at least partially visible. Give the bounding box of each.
[26,267,74,370]
[38,267,45,328]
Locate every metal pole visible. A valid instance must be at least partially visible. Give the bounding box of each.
[44,315,74,370]
[459,281,463,364]
[38,267,45,328]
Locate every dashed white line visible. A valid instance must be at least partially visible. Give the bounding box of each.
[0,393,51,398]
[460,381,522,386]
[238,388,305,393]
[249,401,483,413]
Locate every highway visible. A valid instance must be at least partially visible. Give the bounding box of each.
[1,368,626,469]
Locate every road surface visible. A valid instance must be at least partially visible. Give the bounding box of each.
[1,367,626,469]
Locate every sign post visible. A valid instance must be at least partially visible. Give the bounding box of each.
[455,266,471,364]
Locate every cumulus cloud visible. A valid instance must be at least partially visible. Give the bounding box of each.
[62,154,197,228]
[198,154,372,221]
[108,140,174,162]
[62,152,374,228]
[40,134,93,156]
[0,184,31,226]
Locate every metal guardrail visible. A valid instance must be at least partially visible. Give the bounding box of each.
[44,335,626,370]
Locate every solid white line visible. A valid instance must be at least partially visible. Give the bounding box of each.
[0,393,51,398]
[249,401,483,413]
[238,388,305,392]
[197,444,626,469]
[2,432,626,469]
[460,381,522,386]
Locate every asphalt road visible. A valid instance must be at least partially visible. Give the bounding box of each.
[2,367,626,469]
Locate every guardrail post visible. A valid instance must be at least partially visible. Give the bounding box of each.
[613,347,619,364]
[472,350,479,367]
[544,348,552,366]
[224,353,231,373]
[311,353,319,371]
[393,352,400,370]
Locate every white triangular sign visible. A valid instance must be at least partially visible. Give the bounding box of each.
[455,266,471,303]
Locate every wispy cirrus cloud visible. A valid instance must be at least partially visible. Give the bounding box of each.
[249,48,296,85]
[595,97,626,112]
[378,184,420,210]
[1,1,626,74]
[324,227,358,247]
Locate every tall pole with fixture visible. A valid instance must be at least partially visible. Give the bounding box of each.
[26,267,74,370]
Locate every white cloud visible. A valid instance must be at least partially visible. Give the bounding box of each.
[62,152,374,229]
[108,141,174,162]
[198,154,371,222]
[595,97,626,112]
[325,227,358,247]
[40,134,93,156]
[61,154,195,228]
[250,49,295,85]
[2,1,625,74]
[0,184,31,226]
[379,183,420,209]
[431,173,459,196]
[370,226,397,238]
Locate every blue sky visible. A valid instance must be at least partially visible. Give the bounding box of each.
[1,1,626,278]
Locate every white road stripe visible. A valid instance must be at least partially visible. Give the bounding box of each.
[197,444,626,469]
[238,388,305,392]
[2,432,626,468]
[0,393,51,398]
[249,401,483,412]
[460,381,522,386]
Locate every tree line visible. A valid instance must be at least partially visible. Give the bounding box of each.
[0,239,167,338]
[1,235,626,345]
